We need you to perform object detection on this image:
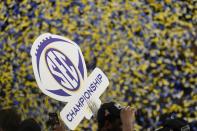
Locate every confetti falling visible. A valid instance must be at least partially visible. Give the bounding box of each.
[0,0,196,130]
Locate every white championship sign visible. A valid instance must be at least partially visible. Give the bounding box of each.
[31,33,109,130]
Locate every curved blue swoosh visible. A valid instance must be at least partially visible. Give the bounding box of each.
[47,89,71,96]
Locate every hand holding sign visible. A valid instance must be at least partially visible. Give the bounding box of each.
[31,33,109,130]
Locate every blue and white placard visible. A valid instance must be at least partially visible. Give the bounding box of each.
[31,33,109,130]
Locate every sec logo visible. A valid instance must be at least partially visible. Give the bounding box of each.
[31,33,87,102]
[45,48,80,91]
[31,33,110,130]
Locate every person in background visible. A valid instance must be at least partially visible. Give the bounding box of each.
[18,118,41,131]
[46,113,66,131]
[155,114,195,131]
[0,108,21,131]
[97,102,136,131]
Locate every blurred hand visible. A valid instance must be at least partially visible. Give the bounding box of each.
[120,106,136,131]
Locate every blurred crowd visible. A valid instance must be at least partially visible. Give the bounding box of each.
[0,0,196,130]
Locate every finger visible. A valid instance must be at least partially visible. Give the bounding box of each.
[120,108,126,117]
